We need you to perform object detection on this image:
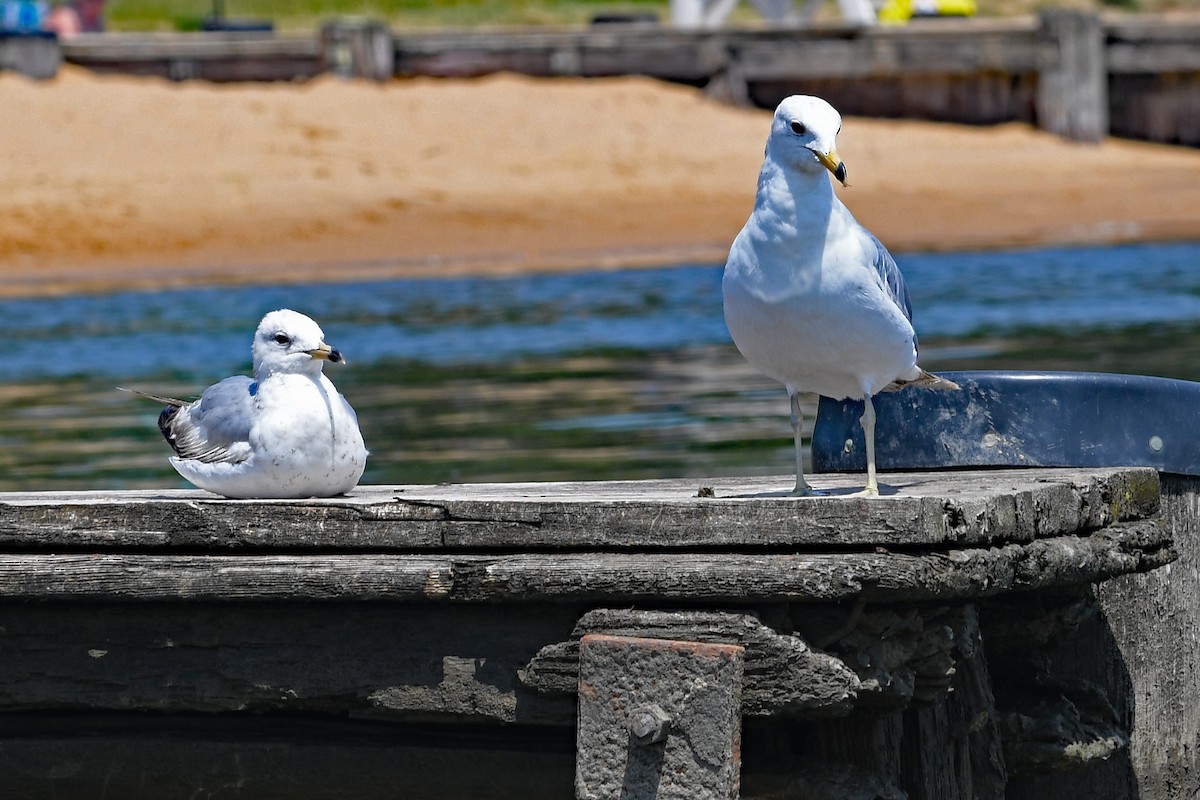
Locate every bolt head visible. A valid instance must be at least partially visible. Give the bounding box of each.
[629,704,672,746]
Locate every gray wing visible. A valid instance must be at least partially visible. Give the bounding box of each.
[867,231,914,324]
[158,376,256,464]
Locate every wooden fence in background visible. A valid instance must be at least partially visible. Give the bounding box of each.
[2,12,1199,144]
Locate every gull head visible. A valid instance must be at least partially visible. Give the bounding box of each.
[768,95,849,187]
[251,309,345,378]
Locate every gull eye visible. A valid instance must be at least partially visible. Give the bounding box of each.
[273,333,290,346]
[790,121,806,135]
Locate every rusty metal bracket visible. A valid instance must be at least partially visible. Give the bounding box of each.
[576,633,744,800]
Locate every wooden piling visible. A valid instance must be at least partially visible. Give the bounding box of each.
[320,19,394,81]
[1036,10,1108,143]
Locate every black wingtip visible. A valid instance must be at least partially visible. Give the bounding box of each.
[157,406,185,457]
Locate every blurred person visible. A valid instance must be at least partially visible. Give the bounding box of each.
[73,0,102,31]
[43,0,101,36]
[46,1,80,36]
[0,0,48,32]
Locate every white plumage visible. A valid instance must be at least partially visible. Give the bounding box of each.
[133,309,368,499]
[723,95,957,496]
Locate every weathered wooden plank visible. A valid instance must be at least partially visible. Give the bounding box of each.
[0,714,578,800]
[732,28,1045,81]
[0,467,1161,551]
[1103,15,1200,39]
[395,28,729,80]
[393,23,1047,82]
[0,597,1080,727]
[61,32,320,61]
[520,609,860,717]
[478,522,1169,604]
[1105,15,1200,73]
[60,31,323,82]
[0,603,580,723]
[4,596,1150,728]
[1107,41,1200,73]
[0,519,1169,603]
[0,553,455,601]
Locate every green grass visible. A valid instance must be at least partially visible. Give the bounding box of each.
[104,0,676,32]
[103,0,1200,33]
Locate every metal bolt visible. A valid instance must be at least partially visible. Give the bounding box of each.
[629,704,672,746]
[1149,435,1164,453]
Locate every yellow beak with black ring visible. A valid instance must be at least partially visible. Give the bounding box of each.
[307,343,346,364]
[816,148,849,187]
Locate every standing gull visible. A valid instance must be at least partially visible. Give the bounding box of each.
[723,95,958,496]
[129,309,368,499]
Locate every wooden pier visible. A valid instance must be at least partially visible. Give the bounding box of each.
[0,466,1182,798]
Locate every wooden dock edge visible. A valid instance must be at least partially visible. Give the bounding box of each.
[0,466,1193,798]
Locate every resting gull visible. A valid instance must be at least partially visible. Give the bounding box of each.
[722,95,958,496]
[127,309,368,499]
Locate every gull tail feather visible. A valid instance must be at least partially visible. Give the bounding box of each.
[882,369,960,393]
[117,387,188,408]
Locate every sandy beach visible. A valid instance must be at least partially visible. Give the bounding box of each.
[4,65,1200,298]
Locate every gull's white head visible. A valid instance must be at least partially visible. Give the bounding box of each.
[767,95,848,187]
[251,309,344,378]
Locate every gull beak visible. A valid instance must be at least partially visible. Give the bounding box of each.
[816,148,849,187]
[307,343,346,365]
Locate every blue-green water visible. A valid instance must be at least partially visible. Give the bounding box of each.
[4,241,1200,491]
